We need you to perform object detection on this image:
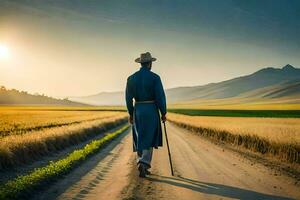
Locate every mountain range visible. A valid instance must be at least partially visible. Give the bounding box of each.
[70,64,300,106]
[0,86,87,106]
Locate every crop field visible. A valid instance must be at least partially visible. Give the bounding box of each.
[0,108,126,137]
[0,107,127,170]
[168,113,300,163]
[0,125,129,200]
[168,108,300,118]
[169,97,300,110]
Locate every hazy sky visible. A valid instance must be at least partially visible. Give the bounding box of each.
[0,0,300,97]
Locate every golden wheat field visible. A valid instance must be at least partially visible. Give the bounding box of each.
[0,107,127,169]
[0,109,125,137]
[168,113,300,163]
[168,113,300,144]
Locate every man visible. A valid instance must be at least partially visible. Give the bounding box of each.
[125,52,167,178]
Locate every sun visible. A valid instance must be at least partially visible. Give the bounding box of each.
[0,44,11,60]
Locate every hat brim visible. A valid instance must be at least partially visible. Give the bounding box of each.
[135,57,156,63]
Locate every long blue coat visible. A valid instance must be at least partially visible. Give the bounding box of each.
[126,66,167,152]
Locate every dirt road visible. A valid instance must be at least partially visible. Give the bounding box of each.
[36,123,300,200]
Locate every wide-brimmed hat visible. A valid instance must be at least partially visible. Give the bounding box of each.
[135,52,157,63]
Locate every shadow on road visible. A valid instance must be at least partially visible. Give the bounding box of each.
[147,175,295,200]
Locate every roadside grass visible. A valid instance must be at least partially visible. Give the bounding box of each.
[0,116,127,170]
[168,113,300,164]
[0,125,129,200]
[168,108,300,118]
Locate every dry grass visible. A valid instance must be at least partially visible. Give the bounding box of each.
[168,113,300,163]
[0,108,127,169]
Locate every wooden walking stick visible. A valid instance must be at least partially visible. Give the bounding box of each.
[163,121,174,176]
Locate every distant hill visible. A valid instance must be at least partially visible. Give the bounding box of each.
[0,86,88,106]
[167,64,300,101]
[238,79,300,99]
[70,64,300,106]
[70,91,123,106]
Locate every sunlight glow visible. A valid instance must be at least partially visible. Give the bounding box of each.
[0,44,11,60]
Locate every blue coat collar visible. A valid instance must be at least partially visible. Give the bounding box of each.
[140,66,151,71]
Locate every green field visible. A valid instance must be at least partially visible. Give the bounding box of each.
[168,109,300,118]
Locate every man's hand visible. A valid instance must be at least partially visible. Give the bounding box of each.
[161,114,167,122]
[129,115,133,124]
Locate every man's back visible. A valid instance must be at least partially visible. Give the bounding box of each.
[125,52,167,178]
[127,66,159,101]
[126,66,166,116]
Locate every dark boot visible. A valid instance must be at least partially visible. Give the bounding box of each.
[138,163,146,178]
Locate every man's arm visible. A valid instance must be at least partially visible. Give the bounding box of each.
[125,78,134,123]
[154,76,167,121]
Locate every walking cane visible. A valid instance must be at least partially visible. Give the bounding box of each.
[163,121,174,176]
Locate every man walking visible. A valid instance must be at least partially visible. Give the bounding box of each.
[125,52,167,178]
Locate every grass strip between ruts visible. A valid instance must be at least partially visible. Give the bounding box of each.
[0,124,129,200]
